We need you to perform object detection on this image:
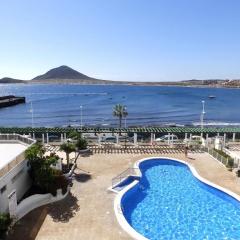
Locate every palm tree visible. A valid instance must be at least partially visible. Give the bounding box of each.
[113,104,128,128]
[60,142,76,169]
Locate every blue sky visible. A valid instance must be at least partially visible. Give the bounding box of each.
[1,0,240,81]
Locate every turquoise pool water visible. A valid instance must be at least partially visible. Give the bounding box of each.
[121,159,240,240]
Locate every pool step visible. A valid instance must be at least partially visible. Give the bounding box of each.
[109,175,140,193]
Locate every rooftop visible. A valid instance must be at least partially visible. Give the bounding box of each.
[0,134,35,178]
[0,143,27,170]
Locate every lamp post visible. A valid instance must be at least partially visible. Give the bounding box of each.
[200,100,205,129]
[80,105,83,130]
[124,106,127,128]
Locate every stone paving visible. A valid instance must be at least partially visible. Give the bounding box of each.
[7,152,240,240]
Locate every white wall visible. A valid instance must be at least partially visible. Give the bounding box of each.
[16,187,69,220]
[0,160,32,213]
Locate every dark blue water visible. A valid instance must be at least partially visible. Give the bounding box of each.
[0,84,239,127]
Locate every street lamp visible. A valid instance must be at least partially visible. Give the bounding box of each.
[80,105,83,130]
[200,100,205,129]
[124,106,127,128]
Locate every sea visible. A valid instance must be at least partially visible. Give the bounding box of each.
[0,84,239,128]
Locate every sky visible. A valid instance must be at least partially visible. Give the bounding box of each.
[1,0,240,82]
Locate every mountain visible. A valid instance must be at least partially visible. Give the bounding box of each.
[1,65,240,87]
[32,65,95,81]
[0,77,25,84]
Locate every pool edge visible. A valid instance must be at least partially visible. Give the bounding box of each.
[114,156,240,240]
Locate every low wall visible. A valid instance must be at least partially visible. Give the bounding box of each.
[16,186,70,220]
[223,147,240,167]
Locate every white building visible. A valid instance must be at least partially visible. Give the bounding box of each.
[0,134,35,213]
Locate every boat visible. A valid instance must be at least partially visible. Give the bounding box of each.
[208,95,216,99]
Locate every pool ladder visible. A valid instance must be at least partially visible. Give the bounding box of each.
[112,167,140,188]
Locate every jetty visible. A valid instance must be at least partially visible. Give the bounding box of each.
[0,95,25,108]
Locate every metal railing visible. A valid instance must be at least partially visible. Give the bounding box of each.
[112,168,140,187]
[206,148,230,166]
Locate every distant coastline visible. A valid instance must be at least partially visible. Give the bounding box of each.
[1,65,240,88]
[1,81,240,90]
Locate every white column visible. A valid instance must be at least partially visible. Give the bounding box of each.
[61,133,64,143]
[64,133,67,141]
[200,132,203,138]
[168,133,170,145]
[98,134,101,144]
[42,133,45,144]
[46,132,49,144]
[116,134,119,144]
[32,132,35,139]
[150,133,154,145]
[134,133,138,145]
[217,133,220,137]
[190,133,192,141]
[233,133,236,142]
[206,133,208,139]
[223,133,226,147]
[171,134,174,144]
[185,133,188,140]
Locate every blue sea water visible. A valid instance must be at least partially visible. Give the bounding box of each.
[122,159,240,240]
[0,84,239,127]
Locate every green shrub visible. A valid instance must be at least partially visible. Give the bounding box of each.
[0,213,11,237]
[25,144,68,195]
[47,170,68,196]
[76,138,88,150]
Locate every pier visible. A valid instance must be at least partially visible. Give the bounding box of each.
[0,95,25,108]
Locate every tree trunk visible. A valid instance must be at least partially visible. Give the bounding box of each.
[66,153,70,170]
[119,116,122,128]
[119,116,122,136]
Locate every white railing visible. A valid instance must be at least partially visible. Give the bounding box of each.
[0,134,35,145]
[207,148,230,166]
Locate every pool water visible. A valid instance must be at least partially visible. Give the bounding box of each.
[121,159,240,240]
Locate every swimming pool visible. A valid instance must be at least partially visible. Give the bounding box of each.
[114,157,240,240]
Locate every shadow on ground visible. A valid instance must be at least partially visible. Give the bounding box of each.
[72,172,92,183]
[6,206,48,240]
[48,193,80,223]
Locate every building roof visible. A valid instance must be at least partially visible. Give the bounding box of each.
[0,143,27,170]
[0,134,35,178]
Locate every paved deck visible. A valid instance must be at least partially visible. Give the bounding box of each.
[7,152,240,240]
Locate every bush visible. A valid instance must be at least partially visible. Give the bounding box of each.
[76,138,88,150]
[48,175,69,196]
[0,213,11,237]
[25,144,69,195]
